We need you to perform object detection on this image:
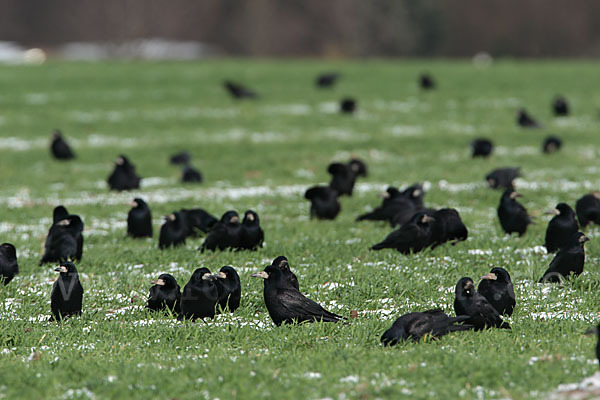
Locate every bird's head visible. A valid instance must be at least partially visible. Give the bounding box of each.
[243,210,259,225]
[55,261,77,275]
[152,273,177,288]
[481,267,511,284]
[456,277,475,297]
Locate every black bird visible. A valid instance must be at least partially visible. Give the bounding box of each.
[238,210,264,250]
[316,73,340,88]
[544,203,579,253]
[419,73,436,90]
[304,186,341,220]
[477,267,516,317]
[180,208,218,237]
[517,108,540,128]
[429,208,468,249]
[179,267,218,321]
[357,184,425,226]
[371,212,435,254]
[0,243,18,285]
[170,151,191,165]
[251,264,344,326]
[223,80,258,99]
[552,95,569,116]
[340,98,356,114]
[497,190,530,237]
[50,130,75,160]
[214,266,241,313]
[107,155,141,191]
[576,193,600,228]
[127,198,152,238]
[542,136,562,154]
[200,211,242,252]
[50,261,84,321]
[327,159,368,196]
[158,212,187,249]
[585,323,600,367]
[380,310,472,345]
[471,138,493,158]
[181,164,203,183]
[40,214,84,265]
[454,277,510,330]
[270,256,299,290]
[539,232,589,283]
[147,273,181,314]
[52,205,70,223]
[486,167,520,190]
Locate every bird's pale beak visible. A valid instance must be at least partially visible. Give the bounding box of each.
[412,189,422,198]
[129,201,138,207]
[167,214,176,221]
[251,271,269,279]
[57,219,70,226]
[152,278,166,286]
[378,192,390,199]
[231,216,240,223]
[215,272,227,279]
[579,235,590,244]
[509,192,523,199]
[55,266,68,273]
[487,179,496,187]
[202,273,216,281]
[545,209,560,215]
[464,281,475,290]
[480,273,497,281]
[116,157,124,165]
[246,213,254,222]
[421,215,435,223]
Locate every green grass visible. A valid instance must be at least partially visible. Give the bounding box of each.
[1,59,600,399]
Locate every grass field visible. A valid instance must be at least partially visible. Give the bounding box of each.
[1,59,600,399]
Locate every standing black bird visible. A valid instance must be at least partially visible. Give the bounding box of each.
[53,205,70,223]
[380,310,472,345]
[107,155,141,191]
[127,198,152,238]
[238,210,264,250]
[147,273,181,314]
[251,265,344,326]
[316,73,340,88]
[180,208,218,237]
[552,95,569,116]
[158,212,187,249]
[542,136,562,154]
[50,261,84,321]
[223,80,258,99]
[576,193,600,228]
[419,73,436,90]
[454,277,510,330]
[539,232,589,283]
[40,214,84,265]
[585,323,600,367]
[179,267,218,321]
[497,190,531,237]
[486,167,520,190]
[477,267,516,316]
[200,211,242,252]
[544,203,579,253]
[429,208,468,249]
[328,158,368,196]
[340,98,356,114]
[517,108,540,128]
[0,243,18,285]
[471,138,494,158]
[50,130,75,160]
[214,266,241,313]
[371,212,435,254]
[304,186,341,220]
[169,151,191,165]
[270,256,299,290]
[181,164,203,183]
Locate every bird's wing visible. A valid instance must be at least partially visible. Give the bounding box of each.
[277,289,342,322]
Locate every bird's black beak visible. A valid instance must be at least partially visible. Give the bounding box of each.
[251,271,269,279]
[480,273,497,281]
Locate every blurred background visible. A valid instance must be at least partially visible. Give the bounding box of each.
[2,0,600,61]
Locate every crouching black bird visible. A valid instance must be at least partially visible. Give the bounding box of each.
[497,190,531,237]
[179,268,218,321]
[200,211,241,252]
[316,73,340,88]
[180,208,218,237]
[328,158,368,196]
[471,138,493,158]
[544,203,579,253]
[270,256,299,290]
[357,184,426,226]
[305,186,340,220]
[50,261,84,321]
[107,155,141,191]
[478,267,516,316]
[224,80,258,99]
[0,243,18,285]
[517,108,540,128]
[576,193,600,228]
[486,167,520,190]
[238,210,264,250]
[159,212,187,249]
[552,95,569,116]
[381,310,473,345]
[147,273,181,314]
[454,277,510,330]
[40,214,84,265]
[542,136,562,154]
[539,232,589,283]
[251,265,344,326]
[214,266,241,313]
[419,73,435,90]
[371,212,435,254]
[181,164,203,183]
[170,151,190,165]
[429,208,468,249]
[127,198,152,238]
[340,98,356,114]
[50,130,75,160]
